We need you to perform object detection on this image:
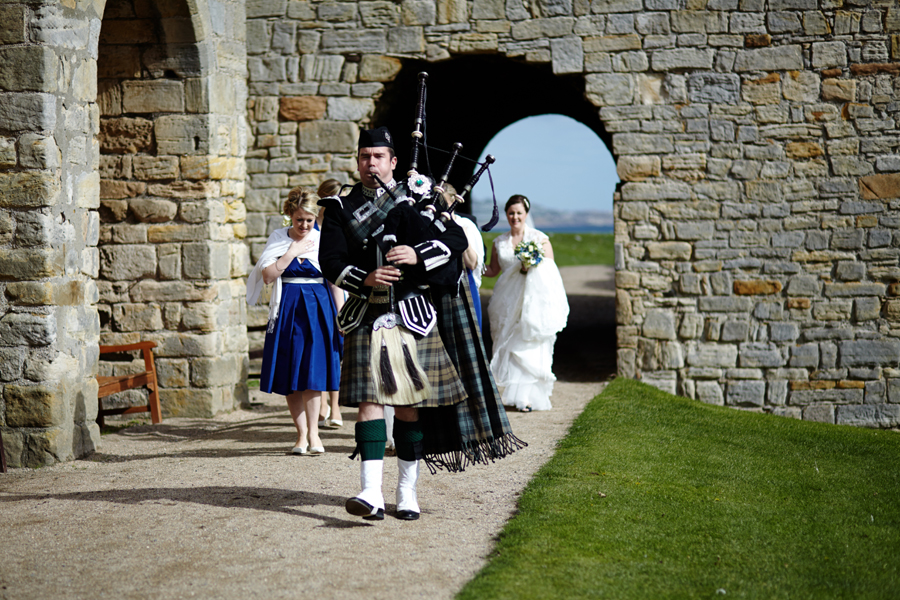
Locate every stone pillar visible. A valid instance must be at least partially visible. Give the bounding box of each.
[0,2,102,466]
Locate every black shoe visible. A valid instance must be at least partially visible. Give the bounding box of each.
[396,510,420,521]
[346,497,384,520]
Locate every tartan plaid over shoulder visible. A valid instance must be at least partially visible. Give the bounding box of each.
[419,276,526,473]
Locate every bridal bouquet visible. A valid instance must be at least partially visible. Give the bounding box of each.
[514,240,544,274]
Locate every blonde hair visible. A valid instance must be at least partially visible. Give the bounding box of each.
[317,178,342,199]
[284,186,320,218]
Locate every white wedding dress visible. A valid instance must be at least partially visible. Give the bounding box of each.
[488,226,569,411]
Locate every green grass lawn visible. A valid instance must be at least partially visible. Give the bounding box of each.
[457,378,900,600]
[479,232,614,290]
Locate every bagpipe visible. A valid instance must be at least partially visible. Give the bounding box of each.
[371,70,499,284]
[404,72,500,233]
[366,72,499,405]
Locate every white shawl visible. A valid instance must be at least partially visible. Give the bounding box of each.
[246,227,322,330]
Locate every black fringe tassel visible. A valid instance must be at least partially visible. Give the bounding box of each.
[423,433,528,475]
[380,342,398,395]
[402,341,426,391]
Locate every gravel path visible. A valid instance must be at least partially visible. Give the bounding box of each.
[0,266,614,600]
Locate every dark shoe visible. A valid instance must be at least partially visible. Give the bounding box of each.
[396,510,420,521]
[346,497,384,521]
[520,405,533,413]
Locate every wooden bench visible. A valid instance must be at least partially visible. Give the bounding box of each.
[97,341,162,427]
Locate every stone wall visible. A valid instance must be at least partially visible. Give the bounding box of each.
[1,0,104,466]
[244,0,900,428]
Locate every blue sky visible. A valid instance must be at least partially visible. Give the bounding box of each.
[473,114,618,214]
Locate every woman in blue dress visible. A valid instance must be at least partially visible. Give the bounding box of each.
[246,187,343,455]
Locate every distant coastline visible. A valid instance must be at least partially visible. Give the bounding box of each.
[469,199,614,234]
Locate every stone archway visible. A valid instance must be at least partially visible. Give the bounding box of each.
[377,57,619,381]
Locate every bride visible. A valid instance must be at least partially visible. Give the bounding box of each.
[483,195,569,412]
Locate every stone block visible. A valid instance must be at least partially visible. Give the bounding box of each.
[698,297,753,312]
[297,121,357,153]
[112,303,164,332]
[100,245,157,281]
[0,92,56,132]
[551,36,584,74]
[687,343,738,368]
[0,347,25,380]
[0,247,63,280]
[388,27,426,54]
[643,309,676,340]
[647,242,692,260]
[812,300,852,321]
[674,222,714,240]
[812,41,847,68]
[406,0,439,23]
[300,55,344,81]
[585,73,634,106]
[787,276,820,296]
[191,354,243,388]
[859,174,900,200]
[840,340,900,368]
[770,322,799,342]
[183,242,231,280]
[321,30,386,54]
[148,181,218,200]
[651,48,714,71]
[280,96,327,121]
[785,142,823,159]
[99,117,154,154]
[617,156,660,181]
[696,381,724,405]
[802,404,834,423]
[854,298,881,322]
[782,70,819,102]
[156,359,189,388]
[4,385,64,427]
[734,280,782,295]
[0,5,27,44]
[727,380,765,406]
[836,404,900,428]
[733,45,803,71]
[155,115,210,155]
[122,80,185,113]
[687,73,740,103]
[822,79,856,102]
[0,171,60,208]
[721,320,749,341]
[355,54,404,83]
[740,342,785,368]
[327,97,374,122]
[247,0,287,18]
[132,156,179,181]
[0,46,58,93]
[129,198,178,223]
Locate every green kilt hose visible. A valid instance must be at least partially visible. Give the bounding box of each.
[339,301,467,409]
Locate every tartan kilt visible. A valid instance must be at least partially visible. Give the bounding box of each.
[339,301,467,408]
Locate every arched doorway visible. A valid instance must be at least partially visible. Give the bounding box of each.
[377,59,619,382]
[95,0,249,420]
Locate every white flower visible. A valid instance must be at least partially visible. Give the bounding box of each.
[407,173,431,196]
